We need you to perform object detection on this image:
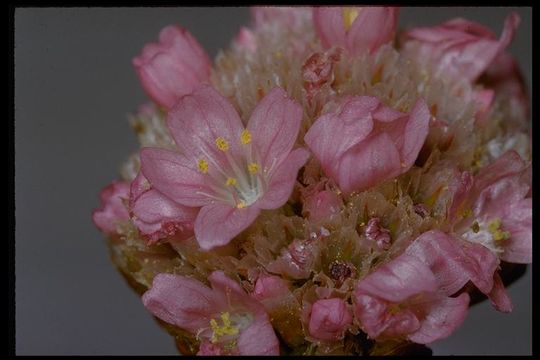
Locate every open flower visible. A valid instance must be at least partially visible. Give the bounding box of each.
[92,181,130,235]
[304,96,430,194]
[406,230,513,313]
[142,271,279,355]
[354,253,470,344]
[140,85,310,250]
[313,6,399,56]
[458,151,532,264]
[133,25,212,110]
[308,298,352,341]
[129,172,198,244]
[402,13,520,82]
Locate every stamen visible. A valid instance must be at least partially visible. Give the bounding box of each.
[209,312,239,344]
[236,201,247,209]
[215,137,230,152]
[240,129,252,145]
[342,8,360,31]
[248,162,259,174]
[198,159,209,173]
[226,177,237,187]
[487,218,510,241]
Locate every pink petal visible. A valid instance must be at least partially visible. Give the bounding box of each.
[336,132,402,193]
[408,293,470,344]
[233,27,257,53]
[500,198,532,264]
[142,273,218,333]
[487,272,513,313]
[308,298,352,341]
[132,25,211,109]
[197,341,223,356]
[92,181,130,235]
[166,85,245,161]
[252,275,291,303]
[304,96,377,169]
[399,98,431,167]
[346,7,399,55]
[312,7,347,48]
[355,254,438,303]
[247,87,304,171]
[131,188,197,244]
[353,294,392,338]
[194,204,260,250]
[474,150,526,195]
[406,231,499,295]
[257,148,310,210]
[140,148,212,207]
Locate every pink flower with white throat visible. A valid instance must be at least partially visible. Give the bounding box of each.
[313,6,399,56]
[458,151,532,264]
[92,181,130,235]
[402,13,520,82]
[354,253,470,344]
[140,85,310,250]
[133,25,212,110]
[304,96,430,194]
[142,271,280,355]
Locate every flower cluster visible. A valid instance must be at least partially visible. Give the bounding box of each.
[93,6,531,356]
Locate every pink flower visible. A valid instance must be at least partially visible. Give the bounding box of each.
[252,274,291,305]
[308,298,352,341]
[313,6,399,56]
[92,181,130,235]
[364,217,391,250]
[304,96,430,194]
[402,13,520,82]
[133,25,211,110]
[354,253,470,344]
[406,230,512,313]
[140,85,310,250]
[303,189,342,223]
[142,271,280,355]
[459,151,532,264]
[129,172,198,244]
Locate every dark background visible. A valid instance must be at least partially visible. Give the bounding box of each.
[15,7,532,355]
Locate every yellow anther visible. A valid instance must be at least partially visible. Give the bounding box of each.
[461,207,473,218]
[215,137,230,151]
[240,129,252,145]
[226,177,237,186]
[487,218,510,241]
[275,51,283,59]
[198,159,209,173]
[209,312,239,343]
[342,8,360,31]
[248,162,259,174]
[236,201,247,209]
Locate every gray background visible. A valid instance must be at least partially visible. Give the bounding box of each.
[15,7,532,355]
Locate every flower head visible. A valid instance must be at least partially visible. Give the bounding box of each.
[141,85,309,250]
[142,271,280,355]
[313,6,399,56]
[304,96,430,194]
[133,25,212,110]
